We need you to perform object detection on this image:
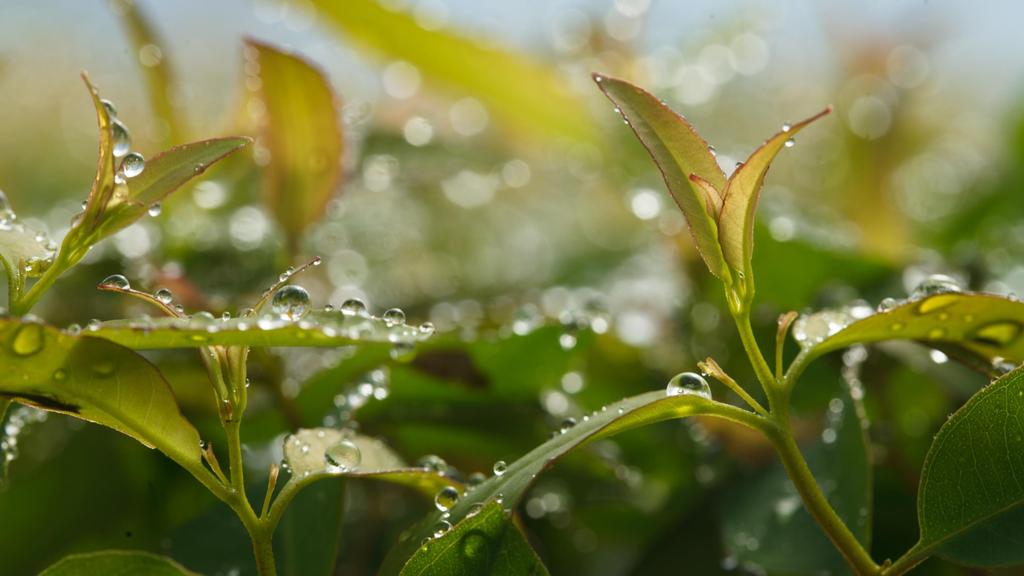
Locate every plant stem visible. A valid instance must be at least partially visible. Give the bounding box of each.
[731,304,779,399]
[768,416,880,575]
[880,543,927,576]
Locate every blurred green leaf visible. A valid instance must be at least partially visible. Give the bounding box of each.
[91,310,428,349]
[381,390,763,574]
[399,502,549,576]
[308,0,593,143]
[39,550,196,575]
[593,74,729,280]
[915,364,1024,567]
[722,380,870,575]
[112,0,182,144]
[246,39,342,253]
[719,107,831,284]
[0,319,202,470]
[798,292,1024,374]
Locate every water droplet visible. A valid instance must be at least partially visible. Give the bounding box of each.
[279,267,295,281]
[147,203,162,217]
[418,454,449,474]
[92,360,115,377]
[418,322,435,336]
[53,368,67,381]
[110,119,131,158]
[492,460,507,476]
[340,298,367,316]
[271,285,310,320]
[435,486,460,512]
[784,138,795,148]
[970,321,1023,347]
[10,323,44,357]
[324,438,361,472]
[382,308,406,327]
[460,531,490,562]
[155,288,173,304]
[666,372,711,399]
[432,520,452,539]
[121,152,145,178]
[100,99,118,117]
[559,417,577,433]
[910,274,962,300]
[466,503,484,518]
[99,274,130,290]
[782,123,792,132]
[708,145,717,157]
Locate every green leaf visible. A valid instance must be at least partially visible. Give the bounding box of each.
[95,137,252,239]
[593,74,729,279]
[399,502,549,576]
[309,0,594,143]
[0,318,202,470]
[89,309,430,349]
[916,364,1024,566]
[39,550,197,575]
[381,390,764,574]
[0,218,56,283]
[718,107,831,281]
[112,0,182,144]
[282,428,457,499]
[796,292,1024,374]
[246,39,343,253]
[722,380,871,575]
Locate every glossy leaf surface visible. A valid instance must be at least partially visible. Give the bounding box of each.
[39,550,196,575]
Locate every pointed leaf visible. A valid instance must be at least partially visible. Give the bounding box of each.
[0,319,202,469]
[96,137,251,238]
[90,309,430,349]
[719,107,831,277]
[246,39,343,253]
[309,0,593,143]
[381,390,764,574]
[593,74,729,279]
[916,364,1024,566]
[399,502,549,576]
[40,550,197,575]
[796,292,1024,373]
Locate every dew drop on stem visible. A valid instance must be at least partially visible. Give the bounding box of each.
[666,372,711,399]
[99,274,130,290]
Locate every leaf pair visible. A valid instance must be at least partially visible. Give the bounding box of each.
[594,74,830,297]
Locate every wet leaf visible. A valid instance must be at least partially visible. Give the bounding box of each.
[309,0,593,143]
[39,550,197,575]
[916,364,1024,566]
[0,222,56,283]
[90,309,430,349]
[112,0,182,144]
[722,381,871,575]
[246,40,343,253]
[797,292,1024,373]
[381,390,763,574]
[399,502,549,576]
[593,74,729,279]
[718,107,831,283]
[282,428,457,498]
[0,318,202,470]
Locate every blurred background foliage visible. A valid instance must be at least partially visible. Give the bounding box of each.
[1,0,1023,574]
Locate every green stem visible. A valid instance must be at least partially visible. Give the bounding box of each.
[768,416,880,575]
[730,303,778,400]
[10,254,68,316]
[880,543,927,576]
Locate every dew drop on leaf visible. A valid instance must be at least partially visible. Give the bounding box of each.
[340,298,368,316]
[271,285,310,320]
[10,323,44,357]
[324,438,361,472]
[434,486,460,512]
[99,274,130,290]
[382,308,406,327]
[666,372,711,399]
[121,152,145,178]
[110,119,132,158]
[910,274,962,300]
[155,288,173,304]
[492,460,507,476]
[147,203,162,217]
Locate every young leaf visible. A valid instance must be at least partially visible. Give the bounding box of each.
[381,390,765,574]
[593,74,730,279]
[0,319,202,470]
[0,220,56,283]
[718,107,831,282]
[112,0,182,144]
[399,502,549,576]
[89,309,429,349]
[794,293,1024,374]
[245,39,343,254]
[916,364,1024,566]
[722,380,871,575]
[39,550,197,575]
[309,0,593,143]
[282,428,457,498]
